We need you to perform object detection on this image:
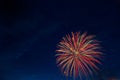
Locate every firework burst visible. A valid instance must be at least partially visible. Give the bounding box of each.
[55,32,102,79]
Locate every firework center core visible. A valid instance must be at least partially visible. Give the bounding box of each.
[74,51,79,54]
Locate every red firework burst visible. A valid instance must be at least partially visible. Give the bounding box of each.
[55,32,102,79]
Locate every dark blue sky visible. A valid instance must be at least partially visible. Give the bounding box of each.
[0,0,120,80]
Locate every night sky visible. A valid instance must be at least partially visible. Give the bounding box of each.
[0,0,120,80]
